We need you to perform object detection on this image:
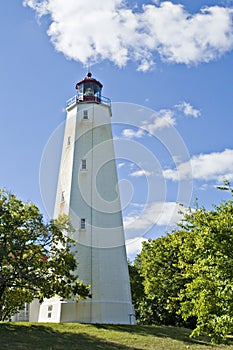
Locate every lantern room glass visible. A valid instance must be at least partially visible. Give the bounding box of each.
[77,82,102,102]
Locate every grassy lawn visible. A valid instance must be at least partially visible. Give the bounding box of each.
[1,323,233,350]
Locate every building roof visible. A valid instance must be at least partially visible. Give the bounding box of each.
[75,72,103,89]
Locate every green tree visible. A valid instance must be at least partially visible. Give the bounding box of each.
[178,183,233,342]
[0,189,89,321]
[136,232,194,327]
[128,258,146,322]
[130,182,233,342]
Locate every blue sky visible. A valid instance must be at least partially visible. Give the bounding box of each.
[1,1,233,258]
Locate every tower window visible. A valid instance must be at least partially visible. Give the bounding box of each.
[83,110,88,119]
[61,191,65,202]
[48,305,53,319]
[67,136,71,145]
[80,218,86,230]
[81,159,87,170]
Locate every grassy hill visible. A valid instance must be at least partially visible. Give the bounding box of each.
[0,323,233,349]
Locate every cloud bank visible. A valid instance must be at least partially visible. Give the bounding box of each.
[163,148,233,182]
[121,101,201,139]
[23,1,233,70]
[126,237,148,258]
[175,102,201,118]
[124,201,183,230]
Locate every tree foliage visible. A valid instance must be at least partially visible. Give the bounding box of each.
[178,183,233,342]
[131,232,195,327]
[130,182,233,342]
[0,189,89,321]
[128,259,146,322]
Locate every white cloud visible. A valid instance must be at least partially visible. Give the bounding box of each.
[175,101,201,118]
[124,201,184,230]
[137,58,155,72]
[130,169,153,177]
[131,202,145,209]
[142,109,176,132]
[117,162,125,169]
[142,3,233,65]
[126,237,147,258]
[122,128,144,139]
[199,183,210,191]
[163,148,233,181]
[23,1,233,69]
[139,102,200,134]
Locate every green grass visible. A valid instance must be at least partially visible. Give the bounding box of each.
[1,323,233,350]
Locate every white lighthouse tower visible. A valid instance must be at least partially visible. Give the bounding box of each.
[34,73,135,324]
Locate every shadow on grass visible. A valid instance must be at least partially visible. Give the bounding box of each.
[94,324,227,347]
[0,323,140,350]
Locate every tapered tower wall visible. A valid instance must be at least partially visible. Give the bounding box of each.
[36,82,135,324]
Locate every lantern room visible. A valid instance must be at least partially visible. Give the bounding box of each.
[76,72,103,103]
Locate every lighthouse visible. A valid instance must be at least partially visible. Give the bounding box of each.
[33,73,135,324]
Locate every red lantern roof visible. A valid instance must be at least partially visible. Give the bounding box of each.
[75,72,103,90]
